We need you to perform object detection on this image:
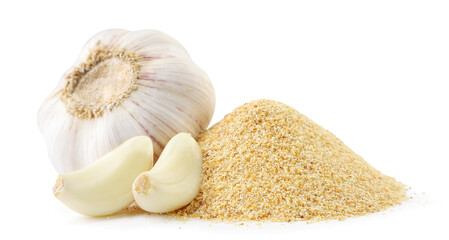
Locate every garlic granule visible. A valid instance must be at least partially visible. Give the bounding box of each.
[38,29,215,174]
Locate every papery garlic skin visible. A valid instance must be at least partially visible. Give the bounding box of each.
[38,29,215,174]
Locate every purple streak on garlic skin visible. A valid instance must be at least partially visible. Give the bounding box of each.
[136,76,212,128]
[136,88,203,133]
[123,106,163,160]
[131,100,178,134]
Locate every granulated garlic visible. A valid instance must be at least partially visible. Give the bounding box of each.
[173,99,407,222]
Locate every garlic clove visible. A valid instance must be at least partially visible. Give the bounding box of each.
[132,133,202,213]
[38,29,215,174]
[53,136,153,217]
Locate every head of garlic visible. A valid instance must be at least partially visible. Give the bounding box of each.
[38,29,215,174]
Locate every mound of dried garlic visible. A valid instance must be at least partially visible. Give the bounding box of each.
[38,29,215,173]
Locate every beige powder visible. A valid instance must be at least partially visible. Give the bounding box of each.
[172,99,406,222]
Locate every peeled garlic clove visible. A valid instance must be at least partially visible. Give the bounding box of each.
[133,133,202,213]
[53,136,153,217]
[38,29,215,174]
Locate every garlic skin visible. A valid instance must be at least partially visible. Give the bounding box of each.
[38,29,215,174]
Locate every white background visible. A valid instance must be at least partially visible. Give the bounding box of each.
[0,0,448,239]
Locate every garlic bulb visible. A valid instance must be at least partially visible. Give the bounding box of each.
[38,29,215,174]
